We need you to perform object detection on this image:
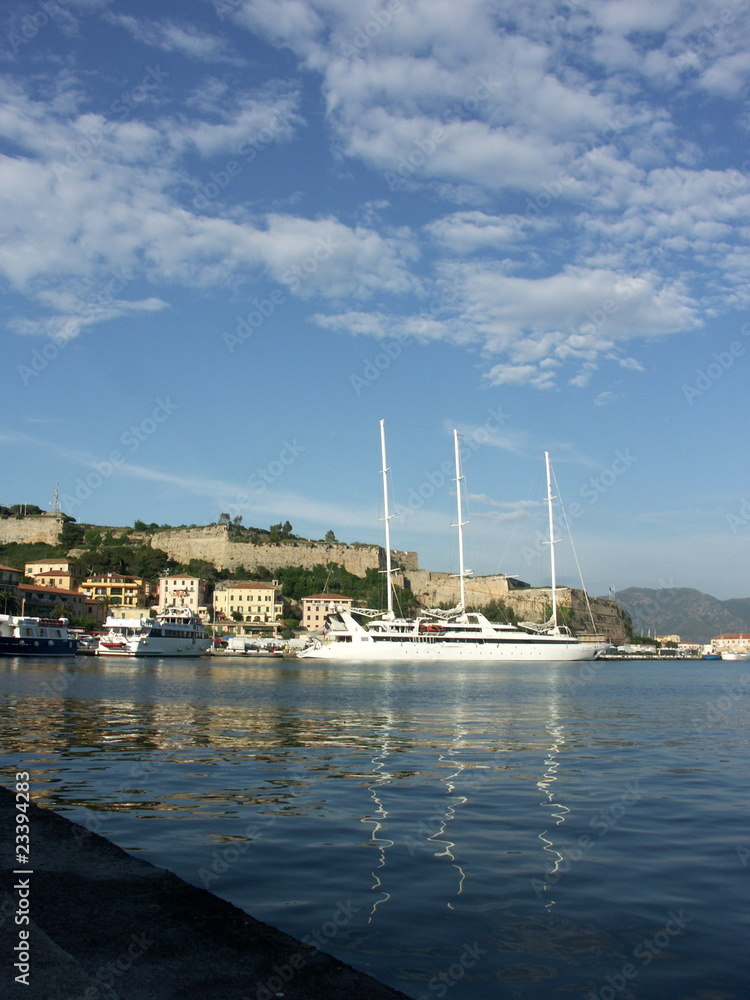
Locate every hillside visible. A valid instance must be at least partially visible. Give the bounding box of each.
[609,587,750,644]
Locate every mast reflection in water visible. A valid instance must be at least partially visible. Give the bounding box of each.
[1,655,749,1000]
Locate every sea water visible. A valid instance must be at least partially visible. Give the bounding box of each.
[1,655,748,999]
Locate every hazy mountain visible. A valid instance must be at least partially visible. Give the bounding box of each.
[607,588,750,644]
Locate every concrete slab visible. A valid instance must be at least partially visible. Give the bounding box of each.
[0,786,412,1000]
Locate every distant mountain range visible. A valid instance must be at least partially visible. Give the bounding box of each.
[605,588,750,644]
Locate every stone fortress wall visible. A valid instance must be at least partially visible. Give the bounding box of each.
[0,512,67,545]
[402,569,627,642]
[138,525,419,577]
[0,516,625,639]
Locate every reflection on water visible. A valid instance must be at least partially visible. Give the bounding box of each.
[1,656,750,999]
[535,678,570,912]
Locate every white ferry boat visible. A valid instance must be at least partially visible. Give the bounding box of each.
[96,608,211,657]
[299,422,610,663]
[0,615,78,657]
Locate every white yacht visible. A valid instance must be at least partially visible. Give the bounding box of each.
[96,608,211,657]
[0,614,78,657]
[299,423,610,663]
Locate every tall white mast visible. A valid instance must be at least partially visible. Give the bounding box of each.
[545,451,560,633]
[379,419,396,620]
[453,429,469,614]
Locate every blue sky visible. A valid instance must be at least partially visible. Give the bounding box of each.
[1,0,749,601]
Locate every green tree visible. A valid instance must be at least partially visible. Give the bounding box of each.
[0,589,19,614]
[59,521,85,548]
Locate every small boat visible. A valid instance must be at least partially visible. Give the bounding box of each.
[0,614,78,657]
[720,650,750,661]
[95,608,211,657]
[73,634,101,656]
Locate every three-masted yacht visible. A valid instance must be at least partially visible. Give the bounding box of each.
[298,423,609,662]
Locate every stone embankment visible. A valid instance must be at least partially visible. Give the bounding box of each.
[404,570,627,643]
[0,786,411,1000]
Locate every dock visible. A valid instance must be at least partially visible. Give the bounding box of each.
[0,785,411,1000]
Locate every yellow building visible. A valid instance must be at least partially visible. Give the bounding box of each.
[213,581,283,636]
[25,560,87,591]
[80,572,153,609]
[300,593,353,632]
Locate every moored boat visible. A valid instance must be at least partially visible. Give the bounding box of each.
[0,614,78,657]
[95,608,211,657]
[299,424,610,663]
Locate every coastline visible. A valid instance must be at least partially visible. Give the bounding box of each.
[0,785,411,1000]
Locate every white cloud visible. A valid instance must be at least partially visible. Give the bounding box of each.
[106,14,237,62]
[425,212,553,253]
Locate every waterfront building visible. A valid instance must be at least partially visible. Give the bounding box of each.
[712,632,750,654]
[105,605,155,621]
[24,560,87,591]
[213,581,284,637]
[18,583,87,619]
[300,593,353,632]
[0,564,22,614]
[80,572,154,610]
[157,575,208,615]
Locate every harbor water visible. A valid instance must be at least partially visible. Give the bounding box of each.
[1,655,748,999]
